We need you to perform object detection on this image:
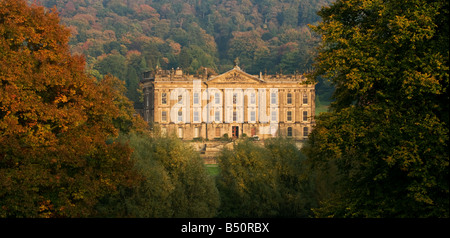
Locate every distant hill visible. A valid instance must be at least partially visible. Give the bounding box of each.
[36,0,333,108]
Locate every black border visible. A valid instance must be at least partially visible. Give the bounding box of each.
[1,218,448,237]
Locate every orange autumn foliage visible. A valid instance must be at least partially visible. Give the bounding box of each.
[0,0,144,217]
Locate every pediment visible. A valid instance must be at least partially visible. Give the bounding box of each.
[207,67,264,84]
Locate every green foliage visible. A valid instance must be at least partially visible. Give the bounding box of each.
[96,132,220,218]
[35,0,334,108]
[216,138,314,218]
[305,0,449,217]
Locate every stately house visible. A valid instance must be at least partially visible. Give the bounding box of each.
[140,64,315,140]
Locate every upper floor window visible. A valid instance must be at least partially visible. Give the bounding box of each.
[271,110,277,122]
[215,92,220,104]
[250,93,256,105]
[287,111,292,121]
[161,111,167,122]
[215,111,220,122]
[161,92,167,104]
[193,93,199,105]
[271,92,277,104]
[250,111,256,122]
[303,93,308,104]
[303,111,308,121]
[287,93,292,104]
[193,111,200,122]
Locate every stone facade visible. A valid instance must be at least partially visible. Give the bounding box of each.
[140,65,315,141]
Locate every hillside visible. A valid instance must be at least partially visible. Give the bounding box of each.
[37,0,333,108]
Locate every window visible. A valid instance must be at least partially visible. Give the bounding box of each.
[194,127,200,138]
[250,93,256,105]
[178,110,183,122]
[303,111,308,121]
[271,110,277,122]
[194,93,199,105]
[271,92,277,104]
[215,92,220,104]
[287,127,293,137]
[178,127,183,138]
[193,111,199,122]
[215,111,220,122]
[233,111,237,122]
[287,111,292,121]
[303,94,308,104]
[250,111,256,122]
[251,127,256,136]
[287,93,292,104]
[161,92,167,104]
[233,93,237,104]
[303,127,309,137]
[215,127,220,137]
[161,111,167,122]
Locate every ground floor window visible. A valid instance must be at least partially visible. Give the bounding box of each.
[232,126,239,138]
[215,127,220,137]
[251,127,256,136]
[303,127,309,137]
[178,127,183,138]
[194,127,200,138]
[287,127,293,137]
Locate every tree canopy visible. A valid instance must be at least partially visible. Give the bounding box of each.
[0,0,145,217]
[35,0,333,108]
[217,138,314,218]
[304,0,449,217]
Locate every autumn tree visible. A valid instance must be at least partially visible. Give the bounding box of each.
[304,0,449,217]
[0,0,143,217]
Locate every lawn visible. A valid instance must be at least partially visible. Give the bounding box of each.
[205,164,220,176]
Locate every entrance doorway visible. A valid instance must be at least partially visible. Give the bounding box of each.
[232,126,239,138]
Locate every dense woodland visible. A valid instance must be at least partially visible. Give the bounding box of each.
[1,0,448,219]
[36,0,334,109]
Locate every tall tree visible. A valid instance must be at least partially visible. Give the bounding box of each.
[304,0,449,217]
[0,0,142,217]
